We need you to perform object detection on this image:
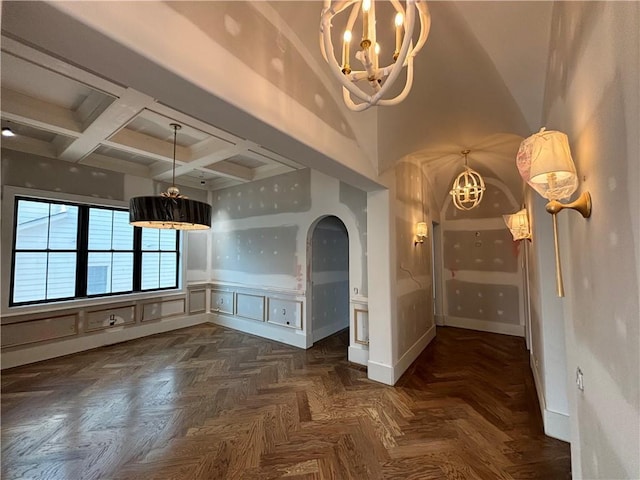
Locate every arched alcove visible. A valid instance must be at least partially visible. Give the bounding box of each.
[306,215,350,345]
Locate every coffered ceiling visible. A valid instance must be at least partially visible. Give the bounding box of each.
[0,37,302,192]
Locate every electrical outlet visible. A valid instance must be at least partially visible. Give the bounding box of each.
[576,367,584,391]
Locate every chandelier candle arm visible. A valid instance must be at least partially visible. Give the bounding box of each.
[320,0,430,111]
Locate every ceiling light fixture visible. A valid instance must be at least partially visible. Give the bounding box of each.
[129,123,212,230]
[450,149,486,211]
[320,0,431,111]
[2,127,16,137]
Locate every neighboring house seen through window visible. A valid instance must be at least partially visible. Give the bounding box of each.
[10,197,180,306]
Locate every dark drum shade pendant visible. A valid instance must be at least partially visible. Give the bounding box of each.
[129,123,212,230]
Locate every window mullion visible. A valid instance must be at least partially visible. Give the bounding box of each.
[76,206,89,297]
[133,227,142,291]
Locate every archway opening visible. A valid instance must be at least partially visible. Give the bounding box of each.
[309,216,350,344]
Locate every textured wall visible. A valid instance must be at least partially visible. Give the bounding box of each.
[446,279,519,324]
[540,2,640,477]
[440,177,523,333]
[2,150,125,201]
[311,217,349,340]
[394,161,434,362]
[212,226,298,275]
[339,181,368,296]
[212,169,311,220]
[443,229,518,273]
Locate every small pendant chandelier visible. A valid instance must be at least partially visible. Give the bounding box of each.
[320,0,431,111]
[129,123,212,230]
[449,149,486,211]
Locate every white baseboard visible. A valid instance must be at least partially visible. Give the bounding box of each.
[367,324,437,386]
[530,354,570,442]
[210,313,308,349]
[348,345,369,366]
[434,314,446,326]
[1,313,209,369]
[367,359,395,385]
[444,316,524,337]
[312,319,348,343]
[393,324,436,383]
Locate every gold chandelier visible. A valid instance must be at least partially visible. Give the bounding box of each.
[320,0,431,111]
[449,149,486,211]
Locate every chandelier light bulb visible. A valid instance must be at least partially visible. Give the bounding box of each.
[450,150,486,211]
[320,0,432,111]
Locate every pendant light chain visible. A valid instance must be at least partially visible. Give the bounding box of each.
[170,123,181,189]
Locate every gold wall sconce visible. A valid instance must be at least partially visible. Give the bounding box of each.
[516,128,591,297]
[502,209,531,241]
[414,222,428,245]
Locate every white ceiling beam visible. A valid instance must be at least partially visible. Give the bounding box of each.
[60,88,156,162]
[105,128,188,163]
[1,88,81,138]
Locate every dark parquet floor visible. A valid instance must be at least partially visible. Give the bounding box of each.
[1,325,571,479]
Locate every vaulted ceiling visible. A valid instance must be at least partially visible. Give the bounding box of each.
[1,1,553,208]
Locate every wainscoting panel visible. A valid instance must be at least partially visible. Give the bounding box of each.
[236,293,265,322]
[267,298,302,329]
[86,305,136,332]
[142,298,186,322]
[211,290,234,315]
[1,314,78,347]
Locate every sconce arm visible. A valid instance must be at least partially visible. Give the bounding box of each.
[545,191,592,218]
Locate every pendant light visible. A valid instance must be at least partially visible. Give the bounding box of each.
[129,123,212,230]
[449,149,486,211]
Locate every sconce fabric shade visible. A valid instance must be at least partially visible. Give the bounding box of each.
[129,196,212,230]
[503,209,531,241]
[416,222,428,238]
[516,128,578,201]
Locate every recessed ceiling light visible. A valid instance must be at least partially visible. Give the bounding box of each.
[2,127,16,137]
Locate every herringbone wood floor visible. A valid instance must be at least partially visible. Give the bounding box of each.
[1,325,571,479]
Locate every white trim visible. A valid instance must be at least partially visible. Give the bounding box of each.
[367,324,437,386]
[444,316,525,337]
[530,354,570,442]
[348,344,369,366]
[1,313,208,369]
[208,280,305,298]
[210,312,307,349]
[367,359,395,385]
[392,324,437,383]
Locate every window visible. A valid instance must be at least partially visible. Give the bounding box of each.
[10,197,180,306]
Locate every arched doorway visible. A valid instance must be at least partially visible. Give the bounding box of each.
[308,216,350,344]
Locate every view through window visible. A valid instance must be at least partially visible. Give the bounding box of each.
[10,197,180,306]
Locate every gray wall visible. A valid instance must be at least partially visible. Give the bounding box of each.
[311,216,349,341]
[394,161,434,363]
[439,179,524,336]
[538,2,639,477]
